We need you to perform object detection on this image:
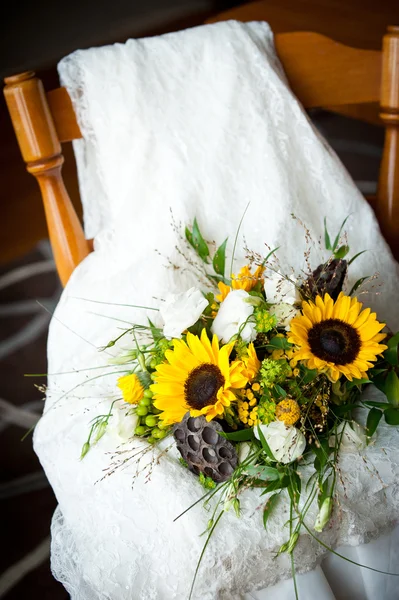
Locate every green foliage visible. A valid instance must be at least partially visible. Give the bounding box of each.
[334,244,350,259]
[219,429,255,442]
[254,307,277,333]
[263,494,280,530]
[185,218,210,263]
[384,407,399,425]
[366,407,383,438]
[245,465,280,481]
[260,358,291,389]
[213,238,228,276]
[266,335,292,351]
[199,472,217,490]
[385,371,399,406]
[256,424,276,461]
[349,276,370,296]
[385,332,399,367]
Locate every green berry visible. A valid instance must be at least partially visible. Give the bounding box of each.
[145,415,158,428]
[134,425,147,436]
[147,436,156,444]
[157,421,169,430]
[136,405,149,417]
[151,407,162,415]
[139,396,151,407]
[152,428,166,439]
[144,389,153,398]
[150,359,157,369]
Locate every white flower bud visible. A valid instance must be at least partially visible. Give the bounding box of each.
[314,497,333,532]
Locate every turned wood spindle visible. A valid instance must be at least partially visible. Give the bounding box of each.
[3,71,90,286]
[377,26,399,258]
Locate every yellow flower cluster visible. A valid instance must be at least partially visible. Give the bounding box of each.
[237,386,260,426]
[215,264,264,302]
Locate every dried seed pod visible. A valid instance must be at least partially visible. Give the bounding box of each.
[173,413,238,483]
[302,259,347,301]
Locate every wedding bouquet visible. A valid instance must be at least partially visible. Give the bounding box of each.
[80,216,399,596]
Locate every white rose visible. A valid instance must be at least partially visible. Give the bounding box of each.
[329,421,368,452]
[254,421,306,464]
[211,289,256,343]
[270,302,301,331]
[264,271,300,305]
[160,287,208,339]
[109,408,139,442]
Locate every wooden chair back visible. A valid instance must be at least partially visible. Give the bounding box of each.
[3,25,399,285]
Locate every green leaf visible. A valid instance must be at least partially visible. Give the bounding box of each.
[385,371,399,406]
[260,475,290,494]
[148,317,163,342]
[385,332,399,367]
[261,246,280,266]
[274,384,287,398]
[263,494,280,529]
[372,372,388,394]
[185,226,193,246]
[348,250,368,265]
[346,377,371,390]
[334,245,350,259]
[219,429,255,442]
[186,218,210,263]
[331,403,359,416]
[256,425,276,461]
[324,217,332,251]
[384,407,399,425]
[313,440,330,471]
[301,367,318,384]
[267,336,292,351]
[245,465,280,481]
[289,471,301,505]
[362,400,389,409]
[332,215,351,252]
[213,238,228,276]
[349,276,370,296]
[366,407,383,437]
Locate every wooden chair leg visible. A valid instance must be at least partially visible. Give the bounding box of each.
[377,26,399,260]
[3,72,90,286]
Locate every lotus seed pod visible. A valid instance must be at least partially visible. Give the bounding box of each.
[173,413,238,483]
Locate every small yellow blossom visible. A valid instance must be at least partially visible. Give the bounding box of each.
[232,264,265,292]
[293,368,300,377]
[271,349,284,360]
[252,382,260,392]
[117,373,144,404]
[242,343,261,381]
[276,399,301,426]
[216,281,231,302]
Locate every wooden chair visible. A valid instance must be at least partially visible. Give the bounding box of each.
[3,20,399,286]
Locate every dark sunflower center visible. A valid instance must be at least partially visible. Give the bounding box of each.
[184,364,225,410]
[307,318,361,365]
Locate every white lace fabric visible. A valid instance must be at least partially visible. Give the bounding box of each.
[34,21,399,599]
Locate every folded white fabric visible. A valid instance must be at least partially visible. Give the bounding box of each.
[35,20,399,600]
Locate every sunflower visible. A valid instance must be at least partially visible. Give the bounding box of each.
[150,329,248,424]
[288,293,387,382]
